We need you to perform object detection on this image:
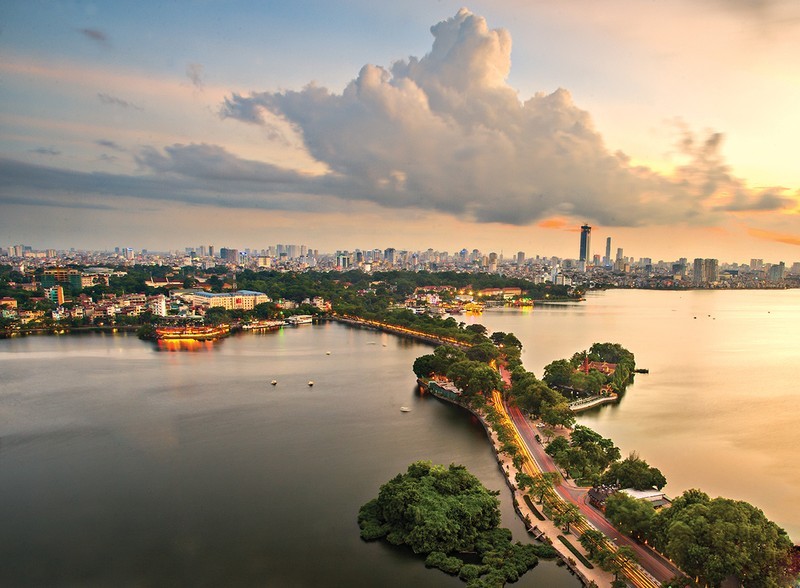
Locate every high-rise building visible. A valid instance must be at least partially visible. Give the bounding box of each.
[488,252,498,272]
[693,258,719,285]
[605,237,611,267]
[616,248,623,262]
[768,262,786,281]
[579,224,591,262]
[516,251,525,265]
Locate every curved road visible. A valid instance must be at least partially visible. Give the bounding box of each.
[497,366,682,586]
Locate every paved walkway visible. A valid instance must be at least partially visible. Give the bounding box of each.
[484,425,615,587]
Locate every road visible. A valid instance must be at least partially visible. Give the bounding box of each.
[496,365,682,587]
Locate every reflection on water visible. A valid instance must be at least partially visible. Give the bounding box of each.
[476,289,800,541]
[156,338,218,352]
[0,327,579,587]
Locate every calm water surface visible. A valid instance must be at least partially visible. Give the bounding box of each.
[475,288,800,541]
[0,326,578,587]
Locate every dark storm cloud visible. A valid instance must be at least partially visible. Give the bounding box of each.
[0,153,340,213]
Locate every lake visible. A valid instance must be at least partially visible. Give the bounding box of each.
[0,325,578,587]
[474,288,800,542]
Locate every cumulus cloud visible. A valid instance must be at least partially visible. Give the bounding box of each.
[97,93,143,110]
[221,8,795,227]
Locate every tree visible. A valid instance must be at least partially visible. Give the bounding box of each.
[602,453,667,490]
[465,341,500,363]
[649,489,795,587]
[578,528,606,560]
[359,461,544,586]
[502,333,522,349]
[540,401,575,429]
[553,503,580,534]
[446,360,501,397]
[526,472,560,503]
[489,331,507,345]
[465,323,487,336]
[604,492,656,540]
[204,306,231,325]
[542,359,573,388]
[253,301,280,319]
[598,545,636,584]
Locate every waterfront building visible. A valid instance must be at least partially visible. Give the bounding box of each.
[192,290,271,311]
[693,258,719,286]
[579,224,591,263]
[768,262,786,281]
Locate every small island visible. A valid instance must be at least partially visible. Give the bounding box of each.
[358,461,557,587]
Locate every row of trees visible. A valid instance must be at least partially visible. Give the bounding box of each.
[412,338,506,403]
[545,426,622,484]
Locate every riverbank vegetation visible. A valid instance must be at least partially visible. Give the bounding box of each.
[413,336,798,587]
[606,489,796,587]
[358,461,557,587]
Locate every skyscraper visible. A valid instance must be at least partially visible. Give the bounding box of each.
[579,224,591,262]
[605,237,611,267]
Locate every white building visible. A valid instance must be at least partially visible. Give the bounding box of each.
[193,290,271,311]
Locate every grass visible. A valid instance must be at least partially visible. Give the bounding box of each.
[523,495,546,521]
[557,535,594,569]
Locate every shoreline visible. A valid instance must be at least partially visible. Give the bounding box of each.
[418,378,612,587]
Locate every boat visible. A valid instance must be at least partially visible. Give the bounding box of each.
[308,380,314,386]
[326,351,331,355]
[286,315,313,325]
[155,324,230,341]
[242,320,285,331]
[400,406,411,412]
[271,380,277,385]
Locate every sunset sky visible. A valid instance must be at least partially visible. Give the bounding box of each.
[2,1,799,262]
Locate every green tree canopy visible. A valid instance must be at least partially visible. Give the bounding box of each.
[602,453,667,490]
[649,489,794,587]
[605,492,656,540]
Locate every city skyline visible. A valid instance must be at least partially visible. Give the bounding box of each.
[2,2,800,259]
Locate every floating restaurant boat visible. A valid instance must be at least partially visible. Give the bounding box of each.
[155,325,230,341]
[286,315,313,325]
[242,320,285,331]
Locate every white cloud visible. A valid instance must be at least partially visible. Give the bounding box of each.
[222,8,794,227]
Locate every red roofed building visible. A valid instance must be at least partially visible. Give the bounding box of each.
[580,355,617,375]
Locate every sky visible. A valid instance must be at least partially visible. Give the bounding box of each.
[1,0,799,262]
